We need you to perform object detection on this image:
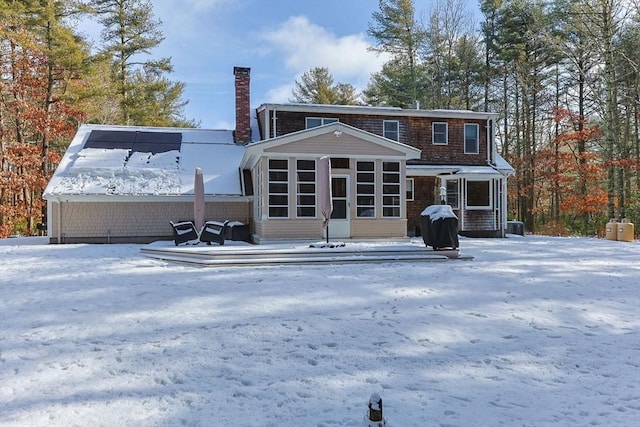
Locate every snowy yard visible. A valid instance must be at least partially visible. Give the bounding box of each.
[0,235,638,426]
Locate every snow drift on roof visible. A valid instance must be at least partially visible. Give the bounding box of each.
[44,124,246,197]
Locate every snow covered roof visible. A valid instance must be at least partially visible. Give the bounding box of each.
[494,152,515,175]
[44,124,246,199]
[406,164,505,178]
[407,153,514,178]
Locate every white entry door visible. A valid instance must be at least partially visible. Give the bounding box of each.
[328,175,350,238]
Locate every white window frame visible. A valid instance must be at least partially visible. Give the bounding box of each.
[446,180,459,209]
[306,117,338,128]
[267,158,289,218]
[465,179,493,210]
[382,161,401,218]
[432,122,448,145]
[464,123,480,154]
[295,159,316,218]
[406,178,414,201]
[356,161,376,218]
[383,120,400,141]
[255,162,263,219]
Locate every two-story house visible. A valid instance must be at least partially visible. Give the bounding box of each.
[246,102,513,240]
[43,67,513,244]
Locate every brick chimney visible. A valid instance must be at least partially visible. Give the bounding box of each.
[233,66,251,144]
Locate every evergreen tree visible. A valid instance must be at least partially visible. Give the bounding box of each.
[362,58,429,108]
[452,34,484,110]
[127,66,197,127]
[492,0,555,233]
[90,0,193,126]
[290,67,359,105]
[479,0,504,112]
[424,0,482,109]
[367,0,426,107]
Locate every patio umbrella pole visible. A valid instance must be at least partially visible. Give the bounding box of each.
[318,155,333,246]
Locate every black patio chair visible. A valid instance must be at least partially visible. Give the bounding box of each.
[169,221,199,246]
[199,220,229,246]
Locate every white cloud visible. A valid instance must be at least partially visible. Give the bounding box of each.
[183,0,225,12]
[265,84,296,104]
[261,16,390,90]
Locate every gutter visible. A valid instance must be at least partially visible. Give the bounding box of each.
[43,194,252,203]
[257,103,498,120]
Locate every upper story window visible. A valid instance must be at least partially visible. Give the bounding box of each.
[306,117,338,128]
[433,122,448,145]
[464,123,479,154]
[383,120,399,141]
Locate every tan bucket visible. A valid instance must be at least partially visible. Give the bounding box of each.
[605,220,618,240]
[617,220,635,242]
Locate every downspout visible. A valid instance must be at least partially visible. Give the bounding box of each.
[264,106,270,140]
[271,107,277,138]
[487,117,504,236]
[502,177,508,237]
[46,199,53,242]
[486,118,492,165]
[459,178,465,232]
[56,198,62,244]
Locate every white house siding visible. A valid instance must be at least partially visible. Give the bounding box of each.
[48,200,251,244]
[242,122,421,243]
[253,219,326,243]
[351,219,408,239]
[251,155,410,242]
[252,219,408,243]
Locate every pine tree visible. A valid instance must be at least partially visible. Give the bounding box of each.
[362,58,429,108]
[290,67,359,105]
[90,0,193,126]
[367,0,426,107]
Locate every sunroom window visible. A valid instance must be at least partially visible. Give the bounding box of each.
[382,162,401,217]
[466,180,491,209]
[356,161,375,217]
[446,180,459,209]
[296,159,316,218]
[268,159,288,218]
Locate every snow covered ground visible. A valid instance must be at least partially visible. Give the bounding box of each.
[0,235,638,426]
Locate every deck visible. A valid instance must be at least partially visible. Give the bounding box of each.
[140,240,472,267]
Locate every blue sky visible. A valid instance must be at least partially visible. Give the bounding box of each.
[80,0,480,129]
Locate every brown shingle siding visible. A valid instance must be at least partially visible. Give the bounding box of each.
[259,109,490,166]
